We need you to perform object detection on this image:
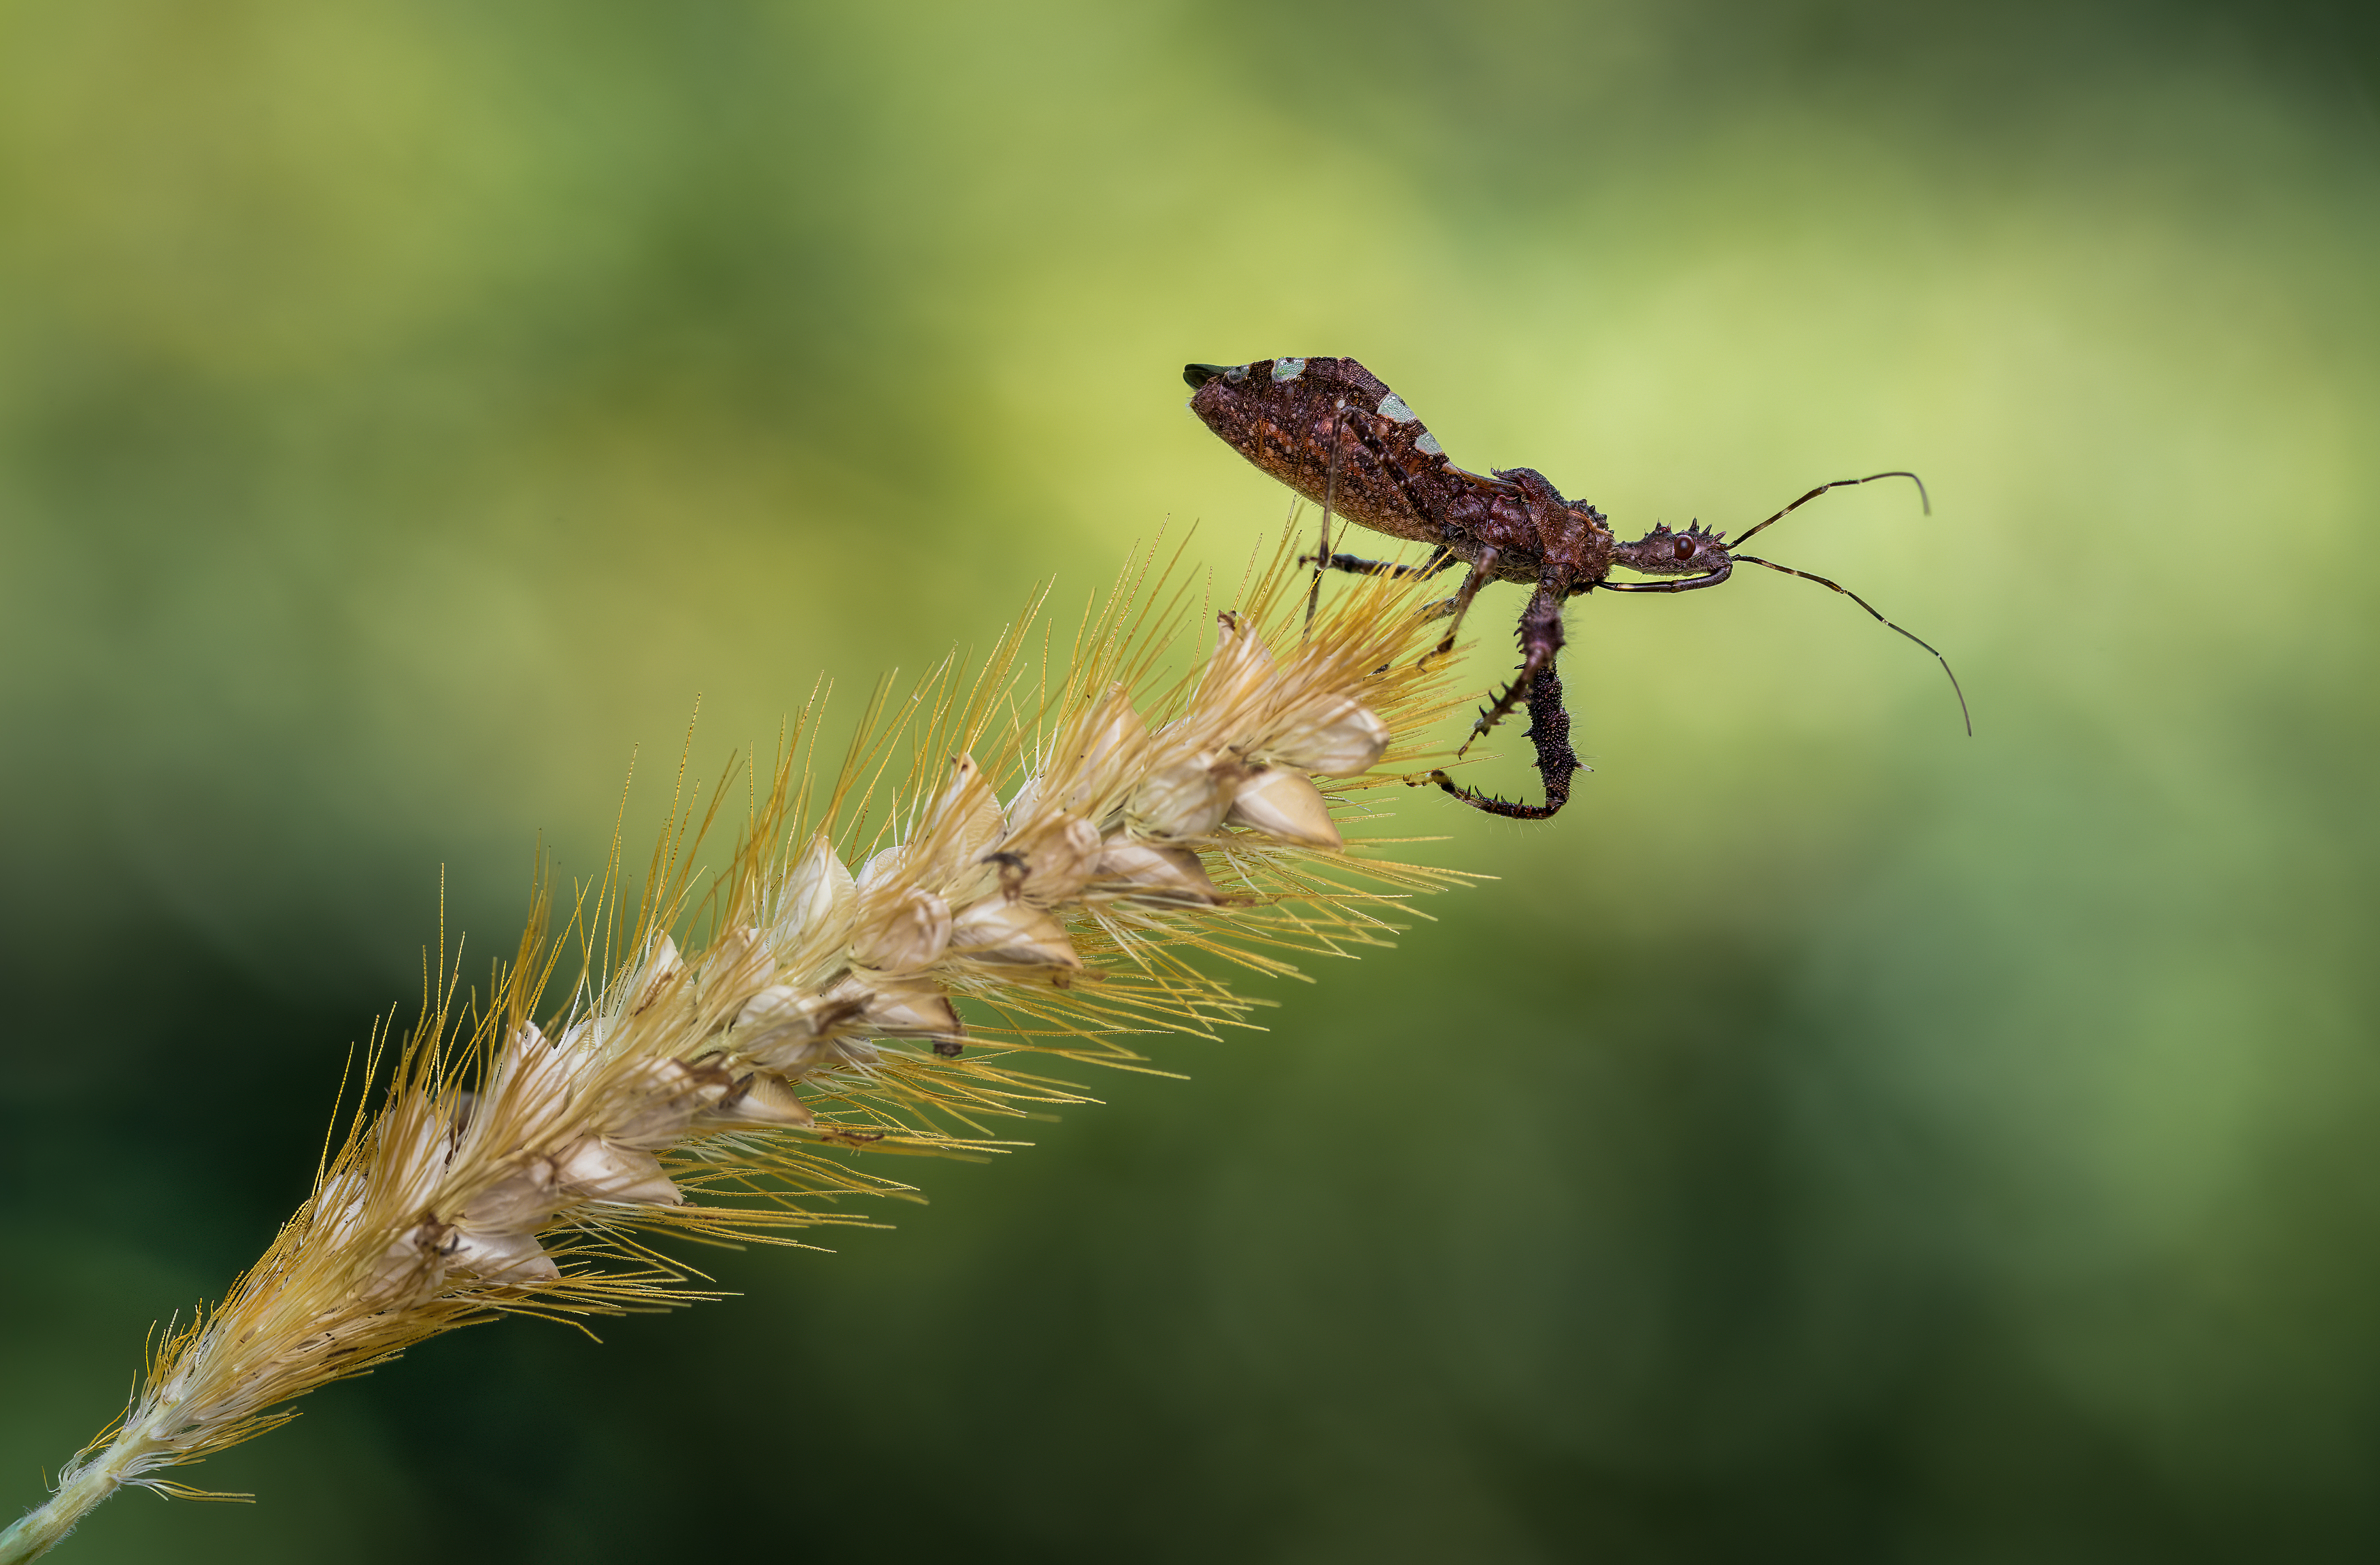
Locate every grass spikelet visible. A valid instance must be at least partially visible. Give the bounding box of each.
[0,536,1480,1562]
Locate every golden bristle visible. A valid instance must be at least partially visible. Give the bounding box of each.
[0,535,1480,1564]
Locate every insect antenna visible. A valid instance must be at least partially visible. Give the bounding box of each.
[1728,470,1930,550]
[1733,553,1972,735]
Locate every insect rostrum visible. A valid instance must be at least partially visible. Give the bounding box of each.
[1184,356,1967,820]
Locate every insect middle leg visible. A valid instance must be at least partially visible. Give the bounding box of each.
[1423,546,1502,662]
[1302,545,1459,581]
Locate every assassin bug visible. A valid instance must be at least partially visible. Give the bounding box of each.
[1183,356,1968,820]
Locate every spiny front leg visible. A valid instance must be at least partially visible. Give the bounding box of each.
[1457,583,1565,757]
[1430,656,1581,821]
[1428,583,1580,820]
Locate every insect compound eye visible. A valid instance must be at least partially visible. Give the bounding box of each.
[1671,536,1697,562]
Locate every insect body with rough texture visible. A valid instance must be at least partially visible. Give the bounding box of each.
[1183,356,1965,820]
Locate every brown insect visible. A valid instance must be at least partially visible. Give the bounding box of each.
[1183,356,1967,820]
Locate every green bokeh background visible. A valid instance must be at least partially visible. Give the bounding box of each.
[3,3,2377,1560]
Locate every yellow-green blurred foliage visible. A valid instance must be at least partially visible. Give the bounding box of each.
[3,2,2376,1560]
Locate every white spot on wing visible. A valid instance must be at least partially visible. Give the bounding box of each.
[1414,430,1444,456]
[1271,357,1306,381]
[1377,393,1416,423]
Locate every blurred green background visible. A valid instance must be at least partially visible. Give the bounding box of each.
[3,2,2377,1560]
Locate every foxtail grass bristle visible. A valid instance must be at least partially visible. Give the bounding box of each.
[0,536,1479,1563]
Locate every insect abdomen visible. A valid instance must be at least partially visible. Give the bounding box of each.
[1187,356,1460,549]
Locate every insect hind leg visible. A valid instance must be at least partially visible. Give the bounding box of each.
[1418,545,1504,665]
[1304,407,1467,616]
[1306,407,1454,629]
